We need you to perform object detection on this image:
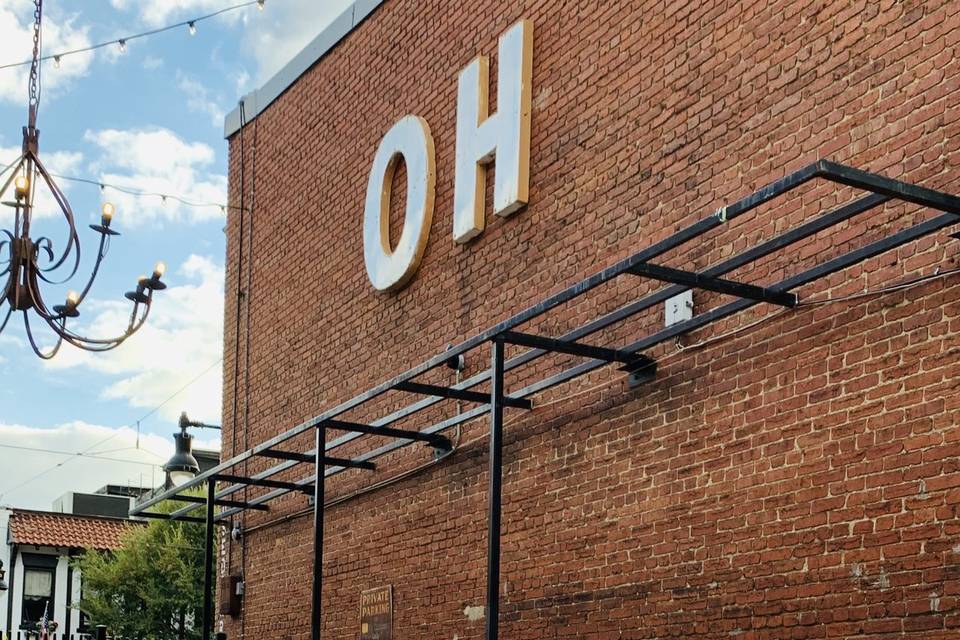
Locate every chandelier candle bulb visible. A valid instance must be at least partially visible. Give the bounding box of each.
[153,262,166,280]
[101,202,115,226]
[14,175,29,199]
[66,291,79,307]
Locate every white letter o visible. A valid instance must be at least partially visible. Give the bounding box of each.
[363,115,436,292]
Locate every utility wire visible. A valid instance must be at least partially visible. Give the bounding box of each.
[0,0,267,71]
[0,358,223,502]
[0,443,163,467]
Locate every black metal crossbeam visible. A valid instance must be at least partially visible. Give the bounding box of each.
[168,494,269,511]
[323,419,452,451]
[628,263,798,307]
[258,449,314,463]
[215,474,314,493]
[817,159,960,215]
[323,455,377,470]
[395,380,532,409]
[257,449,377,470]
[499,330,642,366]
[136,511,212,525]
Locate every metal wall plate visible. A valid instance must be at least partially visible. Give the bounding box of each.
[664,290,693,327]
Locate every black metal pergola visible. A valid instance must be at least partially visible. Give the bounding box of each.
[130,160,960,640]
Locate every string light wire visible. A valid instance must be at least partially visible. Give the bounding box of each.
[0,160,242,213]
[0,0,268,71]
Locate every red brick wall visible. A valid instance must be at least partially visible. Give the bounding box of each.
[221,1,960,638]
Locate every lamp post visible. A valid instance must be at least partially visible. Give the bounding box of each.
[163,412,221,487]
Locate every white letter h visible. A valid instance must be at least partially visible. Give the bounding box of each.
[453,19,533,243]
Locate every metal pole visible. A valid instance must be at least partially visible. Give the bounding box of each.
[485,338,505,640]
[202,477,215,640]
[311,426,326,640]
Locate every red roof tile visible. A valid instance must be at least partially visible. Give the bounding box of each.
[8,509,143,551]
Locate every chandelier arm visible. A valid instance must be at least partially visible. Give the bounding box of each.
[0,305,11,333]
[71,233,108,304]
[0,230,13,277]
[31,153,81,277]
[32,304,127,351]
[22,308,63,360]
[30,269,151,347]
[34,228,105,289]
[0,155,25,196]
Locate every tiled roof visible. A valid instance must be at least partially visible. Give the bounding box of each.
[8,509,143,551]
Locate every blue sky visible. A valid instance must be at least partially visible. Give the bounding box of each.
[0,0,351,508]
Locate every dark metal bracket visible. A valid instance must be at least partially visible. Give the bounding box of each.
[323,418,452,452]
[257,449,377,470]
[167,494,269,511]
[215,474,314,494]
[628,263,798,307]
[395,380,532,409]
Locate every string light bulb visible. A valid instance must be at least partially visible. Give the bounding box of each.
[53,55,61,69]
[118,39,127,53]
[188,21,197,36]
[257,0,265,10]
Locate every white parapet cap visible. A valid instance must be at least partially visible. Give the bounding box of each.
[223,0,385,138]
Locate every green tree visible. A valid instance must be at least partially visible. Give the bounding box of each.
[74,495,211,640]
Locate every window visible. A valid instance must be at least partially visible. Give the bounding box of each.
[22,567,55,627]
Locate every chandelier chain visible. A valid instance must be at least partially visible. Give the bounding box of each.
[29,0,43,121]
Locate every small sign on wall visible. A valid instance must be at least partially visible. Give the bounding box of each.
[360,585,392,640]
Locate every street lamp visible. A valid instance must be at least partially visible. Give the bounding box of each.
[163,412,221,486]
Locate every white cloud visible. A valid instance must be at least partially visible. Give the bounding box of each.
[0,0,94,105]
[0,421,170,509]
[142,55,165,70]
[110,0,353,85]
[109,0,249,28]
[176,70,226,128]
[83,127,227,225]
[243,0,354,82]
[0,420,221,510]
[0,144,84,220]
[44,254,225,426]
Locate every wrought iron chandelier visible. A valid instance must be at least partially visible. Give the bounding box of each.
[0,0,165,359]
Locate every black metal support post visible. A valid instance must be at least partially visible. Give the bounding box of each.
[311,426,326,640]
[485,338,506,640]
[202,478,215,640]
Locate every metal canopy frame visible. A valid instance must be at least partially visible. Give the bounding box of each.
[129,160,960,640]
